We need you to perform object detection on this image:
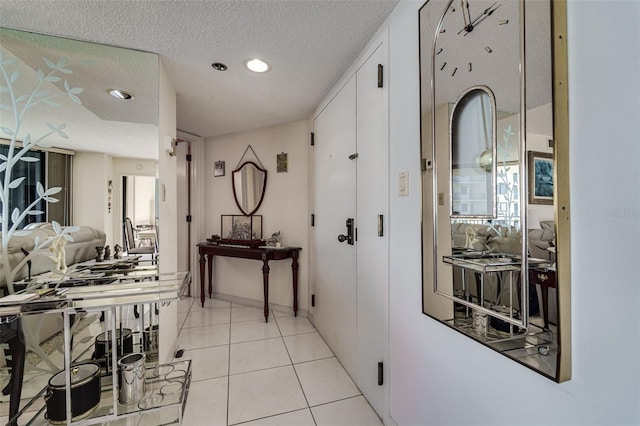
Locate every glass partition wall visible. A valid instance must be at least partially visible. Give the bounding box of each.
[0,27,166,423]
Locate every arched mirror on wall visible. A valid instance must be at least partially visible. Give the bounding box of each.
[232,146,267,216]
[419,0,571,382]
[232,162,267,216]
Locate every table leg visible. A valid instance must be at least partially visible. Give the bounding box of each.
[207,254,213,299]
[292,252,299,317]
[262,259,270,322]
[199,252,206,307]
[541,285,550,329]
[7,321,25,426]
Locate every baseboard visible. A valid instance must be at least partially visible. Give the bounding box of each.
[386,414,399,426]
[210,292,309,318]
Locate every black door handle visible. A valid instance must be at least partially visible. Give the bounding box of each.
[337,218,354,245]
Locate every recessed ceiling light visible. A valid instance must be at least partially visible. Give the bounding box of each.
[108,89,134,100]
[211,62,228,71]
[244,58,270,73]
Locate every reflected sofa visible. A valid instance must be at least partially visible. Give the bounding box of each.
[0,222,106,287]
[449,221,556,323]
[0,223,106,342]
[528,220,556,261]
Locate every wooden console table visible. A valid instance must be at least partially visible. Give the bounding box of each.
[197,244,301,322]
[529,268,557,329]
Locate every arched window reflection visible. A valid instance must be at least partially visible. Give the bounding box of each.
[450,87,496,218]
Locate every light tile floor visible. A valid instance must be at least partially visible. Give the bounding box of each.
[177,297,382,426]
[0,297,381,425]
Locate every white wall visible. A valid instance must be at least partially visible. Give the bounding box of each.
[73,153,158,248]
[132,176,156,226]
[72,151,113,240]
[204,120,309,312]
[157,59,178,363]
[111,158,157,247]
[387,1,639,425]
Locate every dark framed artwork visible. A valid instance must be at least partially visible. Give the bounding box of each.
[528,151,553,205]
[214,161,225,177]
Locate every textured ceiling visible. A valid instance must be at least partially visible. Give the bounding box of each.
[0,0,399,151]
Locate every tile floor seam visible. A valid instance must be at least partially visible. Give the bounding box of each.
[280,329,317,338]
[227,359,293,378]
[229,318,272,324]
[321,351,363,397]
[189,373,229,383]
[275,312,319,425]
[291,355,340,367]
[230,408,313,426]
[292,354,318,425]
[181,323,231,330]
[292,354,335,365]
[307,394,364,409]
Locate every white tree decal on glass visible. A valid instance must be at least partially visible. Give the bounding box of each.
[1,53,83,293]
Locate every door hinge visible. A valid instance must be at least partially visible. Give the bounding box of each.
[311,294,315,307]
[310,132,315,146]
[377,64,383,88]
[186,215,192,223]
[355,227,358,242]
[310,213,315,227]
[186,154,192,162]
[378,362,383,385]
[378,214,384,237]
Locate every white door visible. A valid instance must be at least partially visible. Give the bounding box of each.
[176,141,190,276]
[311,41,388,418]
[312,75,358,377]
[356,43,387,415]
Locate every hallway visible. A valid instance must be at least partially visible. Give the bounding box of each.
[177,297,382,425]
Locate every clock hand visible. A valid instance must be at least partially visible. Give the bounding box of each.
[469,3,501,29]
[458,2,501,35]
[460,0,472,28]
[464,0,472,29]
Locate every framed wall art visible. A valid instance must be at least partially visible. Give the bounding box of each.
[214,160,225,177]
[528,151,554,205]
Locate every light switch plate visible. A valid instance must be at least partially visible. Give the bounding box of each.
[399,171,409,196]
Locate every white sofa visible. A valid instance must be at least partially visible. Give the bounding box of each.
[1,223,106,343]
[1,223,106,288]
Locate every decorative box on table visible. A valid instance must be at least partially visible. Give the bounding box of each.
[218,215,263,247]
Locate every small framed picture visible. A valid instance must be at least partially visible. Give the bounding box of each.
[277,152,288,173]
[214,161,225,177]
[528,151,553,205]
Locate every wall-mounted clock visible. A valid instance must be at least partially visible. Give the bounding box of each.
[433,0,509,79]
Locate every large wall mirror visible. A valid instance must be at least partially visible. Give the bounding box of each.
[419,0,571,382]
[0,27,161,400]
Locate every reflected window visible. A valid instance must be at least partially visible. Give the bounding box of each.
[0,144,72,227]
[450,87,497,218]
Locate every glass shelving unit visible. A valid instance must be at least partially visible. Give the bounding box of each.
[1,272,191,425]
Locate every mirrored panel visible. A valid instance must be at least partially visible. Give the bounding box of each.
[420,0,571,382]
[1,28,164,420]
[232,161,267,216]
